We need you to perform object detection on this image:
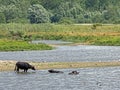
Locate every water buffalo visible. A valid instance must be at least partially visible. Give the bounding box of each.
[48,69,64,73]
[14,62,35,72]
[68,71,79,75]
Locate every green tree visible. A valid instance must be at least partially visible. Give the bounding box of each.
[0,0,120,24]
[0,5,19,23]
[76,15,85,23]
[99,0,109,10]
[85,0,100,10]
[102,6,119,23]
[28,4,50,23]
[40,0,64,10]
[90,11,103,23]
[52,2,83,22]
[0,13,6,23]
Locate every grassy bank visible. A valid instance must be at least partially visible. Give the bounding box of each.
[0,23,120,46]
[1,60,120,72]
[0,40,52,51]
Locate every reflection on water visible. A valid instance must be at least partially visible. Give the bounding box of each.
[0,67,120,90]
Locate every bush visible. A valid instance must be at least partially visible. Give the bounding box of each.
[8,31,24,40]
[91,23,102,29]
[58,17,74,24]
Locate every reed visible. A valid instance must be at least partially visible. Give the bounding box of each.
[0,23,120,46]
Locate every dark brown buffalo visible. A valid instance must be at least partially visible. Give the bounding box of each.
[14,62,35,72]
[68,71,79,75]
[48,69,64,73]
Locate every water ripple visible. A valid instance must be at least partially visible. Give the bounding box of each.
[0,67,120,90]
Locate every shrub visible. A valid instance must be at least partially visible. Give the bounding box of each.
[91,23,102,29]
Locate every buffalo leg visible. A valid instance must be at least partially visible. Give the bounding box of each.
[24,69,28,72]
[17,68,19,72]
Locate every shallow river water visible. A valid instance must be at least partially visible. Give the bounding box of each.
[0,67,120,90]
[0,40,120,62]
[1,40,120,90]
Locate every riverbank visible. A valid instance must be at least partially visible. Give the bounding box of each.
[0,60,120,72]
[0,24,120,46]
[0,40,53,51]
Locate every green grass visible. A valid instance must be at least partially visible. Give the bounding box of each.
[0,40,53,51]
[0,23,120,46]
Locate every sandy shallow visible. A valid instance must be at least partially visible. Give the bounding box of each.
[1,60,120,72]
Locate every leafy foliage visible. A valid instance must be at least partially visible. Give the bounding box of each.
[27,4,50,23]
[0,0,119,24]
[0,13,6,23]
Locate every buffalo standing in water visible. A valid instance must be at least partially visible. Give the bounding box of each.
[14,62,35,72]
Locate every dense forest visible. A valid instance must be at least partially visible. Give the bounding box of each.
[0,0,120,24]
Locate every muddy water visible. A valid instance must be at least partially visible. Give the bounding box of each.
[0,67,120,90]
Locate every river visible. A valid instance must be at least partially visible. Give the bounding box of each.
[0,40,120,62]
[0,67,120,90]
[0,40,120,90]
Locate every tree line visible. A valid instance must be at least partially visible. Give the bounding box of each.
[0,0,120,24]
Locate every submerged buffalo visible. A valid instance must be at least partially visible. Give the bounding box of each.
[48,69,64,73]
[68,71,79,75]
[14,62,35,72]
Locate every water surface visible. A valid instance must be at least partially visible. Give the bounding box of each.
[0,45,120,62]
[0,67,120,90]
